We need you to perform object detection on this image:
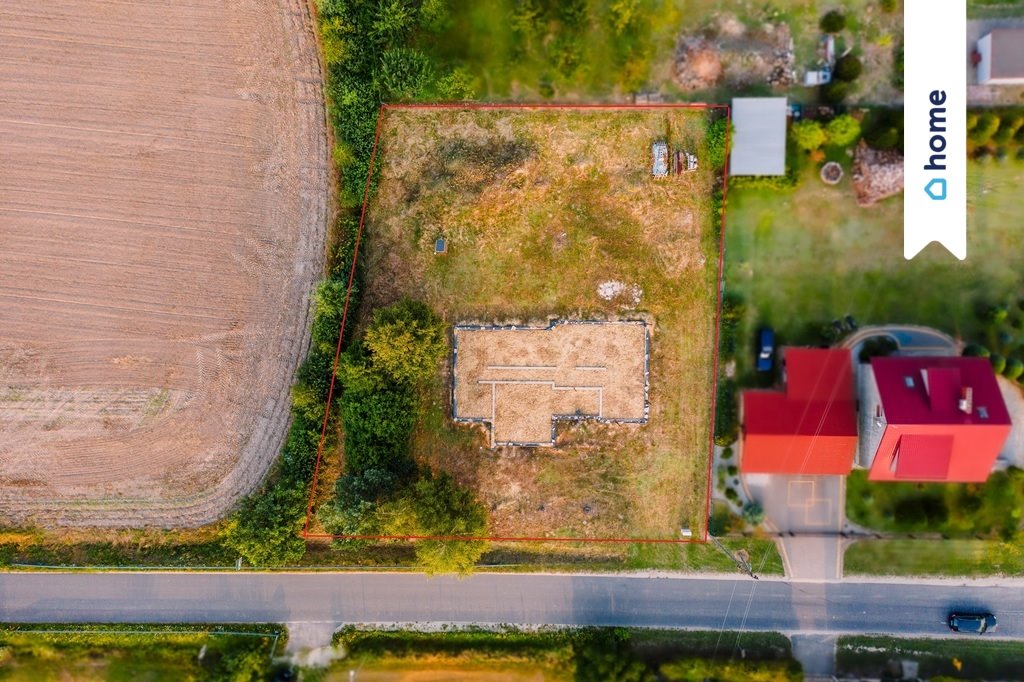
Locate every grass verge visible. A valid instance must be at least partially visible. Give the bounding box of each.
[836,634,1024,680]
[844,538,1024,578]
[0,623,284,682]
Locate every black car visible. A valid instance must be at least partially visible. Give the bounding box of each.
[948,612,997,634]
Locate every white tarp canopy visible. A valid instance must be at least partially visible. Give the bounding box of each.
[729,97,787,176]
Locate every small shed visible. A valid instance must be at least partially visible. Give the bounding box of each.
[729,97,787,176]
[977,30,1024,85]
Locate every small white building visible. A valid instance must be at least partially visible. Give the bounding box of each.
[729,97,788,176]
[976,30,1024,85]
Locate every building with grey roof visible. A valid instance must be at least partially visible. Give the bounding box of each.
[729,97,788,176]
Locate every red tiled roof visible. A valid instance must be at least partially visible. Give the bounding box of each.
[894,434,953,480]
[742,348,857,475]
[871,356,1011,426]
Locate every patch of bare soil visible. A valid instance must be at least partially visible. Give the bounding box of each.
[0,0,328,526]
[674,14,794,91]
[851,142,904,206]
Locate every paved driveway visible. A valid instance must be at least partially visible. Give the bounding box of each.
[744,474,845,581]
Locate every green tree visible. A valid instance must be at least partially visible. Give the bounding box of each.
[706,117,730,170]
[880,0,898,12]
[833,54,863,82]
[820,10,846,33]
[319,16,350,67]
[821,80,851,104]
[221,486,307,567]
[742,502,765,526]
[408,473,489,575]
[609,0,642,35]
[970,113,1001,145]
[991,354,1007,375]
[1006,357,1024,381]
[375,47,434,101]
[363,299,447,385]
[994,115,1024,144]
[433,67,477,101]
[791,120,827,152]
[573,630,654,682]
[371,0,416,43]
[825,114,861,146]
[962,343,990,358]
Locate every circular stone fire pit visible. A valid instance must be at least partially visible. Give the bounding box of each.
[821,161,844,185]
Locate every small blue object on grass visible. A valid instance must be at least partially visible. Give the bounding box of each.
[435,237,447,254]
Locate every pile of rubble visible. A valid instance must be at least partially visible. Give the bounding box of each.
[673,15,795,91]
[674,37,723,91]
[851,142,904,206]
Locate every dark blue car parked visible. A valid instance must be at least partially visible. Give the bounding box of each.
[756,328,775,372]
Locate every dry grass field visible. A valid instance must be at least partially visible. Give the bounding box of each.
[0,0,328,526]
[356,107,720,541]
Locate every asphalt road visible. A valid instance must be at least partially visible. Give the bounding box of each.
[2,573,1023,643]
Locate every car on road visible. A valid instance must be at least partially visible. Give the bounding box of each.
[948,612,997,634]
[756,327,775,372]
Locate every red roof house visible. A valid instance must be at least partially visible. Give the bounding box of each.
[862,357,1012,482]
[741,348,858,475]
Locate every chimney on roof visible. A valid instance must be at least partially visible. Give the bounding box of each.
[959,386,973,414]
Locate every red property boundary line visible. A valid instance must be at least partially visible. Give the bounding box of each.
[302,102,731,545]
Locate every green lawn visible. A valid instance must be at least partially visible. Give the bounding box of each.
[837,635,1024,680]
[724,161,1024,376]
[845,538,1024,577]
[0,625,281,682]
[625,537,785,575]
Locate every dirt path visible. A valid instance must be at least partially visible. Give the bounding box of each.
[0,0,328,526]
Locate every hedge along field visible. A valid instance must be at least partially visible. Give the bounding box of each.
[0,624,283,682]
[218,0,476,568]
[330,627,800,681]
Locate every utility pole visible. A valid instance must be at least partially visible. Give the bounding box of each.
[708,533,759,580]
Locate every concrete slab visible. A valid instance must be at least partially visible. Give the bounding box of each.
[755,475,844,534]
[780,535,843,581]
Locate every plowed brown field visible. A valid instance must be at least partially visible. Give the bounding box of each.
[0,0,328,526]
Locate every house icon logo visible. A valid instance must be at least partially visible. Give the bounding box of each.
[925,178,947,201]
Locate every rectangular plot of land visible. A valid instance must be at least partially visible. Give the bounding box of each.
[453,322,648,446]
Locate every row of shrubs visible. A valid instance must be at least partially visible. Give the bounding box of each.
[962,299,1024,383]
[712,292,744,447]
[219,0,470,567]
[322,300,489,574]
[968,108,1024,164]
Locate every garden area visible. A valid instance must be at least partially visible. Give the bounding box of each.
[846,468,1024,538]
[844,466,1024,577]
[424,0,903,104]
[328,627,801,681]
[723,126,1024,378]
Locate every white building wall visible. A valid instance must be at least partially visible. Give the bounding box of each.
[977,33,992,85]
